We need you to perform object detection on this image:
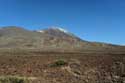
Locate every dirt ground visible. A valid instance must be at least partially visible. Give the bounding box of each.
[0,53,124,83]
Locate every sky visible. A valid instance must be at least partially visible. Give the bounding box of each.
[0,0,125,45]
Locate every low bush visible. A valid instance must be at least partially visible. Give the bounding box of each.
[50,59,68,67]
[0,76,29,83]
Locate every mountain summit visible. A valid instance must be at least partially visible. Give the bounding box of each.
[0,26,123,52]
[37,27,81,41]
[38,27,69,34]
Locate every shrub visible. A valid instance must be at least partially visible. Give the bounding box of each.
[50,59,68,67]
[0,76,29,83]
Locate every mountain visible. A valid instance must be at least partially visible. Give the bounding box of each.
[0,26,124,52]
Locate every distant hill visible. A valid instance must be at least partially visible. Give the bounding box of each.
[0,26,124,52]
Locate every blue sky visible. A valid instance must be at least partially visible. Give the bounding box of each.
[0,0,125,45]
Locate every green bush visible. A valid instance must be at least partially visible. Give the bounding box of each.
[0,76,29,83]
[50,59,68,67]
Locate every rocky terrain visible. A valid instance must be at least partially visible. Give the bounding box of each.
[0,53,124,83]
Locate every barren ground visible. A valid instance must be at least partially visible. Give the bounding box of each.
[0,52,124,83]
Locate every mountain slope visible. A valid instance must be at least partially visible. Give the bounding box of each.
[0,26,124,52]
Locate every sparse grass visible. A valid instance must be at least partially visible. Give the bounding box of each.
[50,59,68,67]
[0,76,29,83]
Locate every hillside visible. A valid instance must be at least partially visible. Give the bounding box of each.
[0,26,124,52]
